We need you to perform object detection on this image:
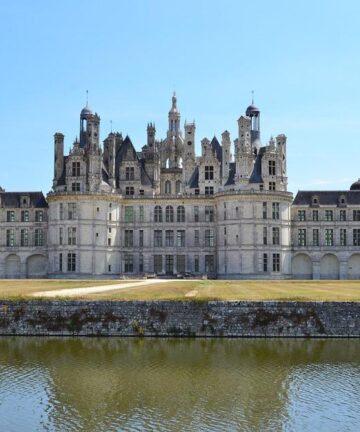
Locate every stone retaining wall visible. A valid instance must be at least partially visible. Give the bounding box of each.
[0,300,359,337]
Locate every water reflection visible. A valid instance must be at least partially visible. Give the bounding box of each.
[0,338,359,431]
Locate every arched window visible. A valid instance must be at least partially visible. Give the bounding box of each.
[177,206,185,223]
[166,205,174,223]
[154,205,162,222]
[176,180,181,194]
[165,180,171,194]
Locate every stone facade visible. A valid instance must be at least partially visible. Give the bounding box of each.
[1,95,360,279]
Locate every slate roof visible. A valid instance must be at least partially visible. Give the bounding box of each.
[225,162,236,186]
[249,147,265,184]
[116,135,138,163]
[293,191,360,206]
[0,192,48,208]
[188,166,199,188]
[210,136,222,162]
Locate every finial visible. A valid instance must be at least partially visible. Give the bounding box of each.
[251,90,254,105]
[86,90,89,106]
[110,120,113,133]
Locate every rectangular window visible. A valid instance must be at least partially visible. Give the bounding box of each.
[195,188,200,195]
[263,227,267,245]
[340,210,347,221]
[35,229,44,247]
[313,229,319,246]
[72,161,81,177]
[194,206,199,222]
[298,210,306,221]
[268,160,276,176]
[59,203,64,220]
[139,189,144,196]
[108,238,111,246]
[263,202,267,219]
[67,227,76,245]
[124,254,133,273]
[67,253,76,272]
[20,229,28,247]
[125,186,135,196]
[139,254,143,273]
[139,206,144,222]
[340,228,347,246]
[59,253,63,272]
[353,210,360,221]
[124,206,134,222]
[272,227,280,245]
[205,229,214,247]
[205,206,214,222]
[205,165,214,180]
[269,182,276,191]
[263,253,268,272]
[154,255,162,273]
[298,228,306,246]
[68,203,77,220]
[194,230,200,247]
[176,230,185,247]
[272,253,280,272]
[7,211,15,222]
[71,182,80,192]
[272,202,280,220]
[194,255,200,273]
[165,255,174,274]
[21,210,29,222]
[59,227,63,245]
[35,210,44,222]
[325,229,334,246]
[139,230,144,247]
[6,229,15,247]
[176,255,185,273]
[124,230,134,247]
[125,166,135,180]
[154,230,163,247]
[205,255,215,272]
[353,229,360,246]
[205,186,214,195]
[312,210,318,221]
[325,210,333,221]
[165,230,174,247]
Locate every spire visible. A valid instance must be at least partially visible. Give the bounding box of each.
[86,90,89,106]
[171,92,177,112]
[251,89,254,105]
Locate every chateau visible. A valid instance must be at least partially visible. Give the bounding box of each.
[1,95,360,279]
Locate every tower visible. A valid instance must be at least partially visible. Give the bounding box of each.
[53,132,64,187]
[147,123,156,147]
[168,92,181,138]
[79,105,100,152]
[245,102,261,150]
[221,130,231,185]
[183,122,196,184]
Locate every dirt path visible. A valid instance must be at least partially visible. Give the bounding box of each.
[31,279,192,298]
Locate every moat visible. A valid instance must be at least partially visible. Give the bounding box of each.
[0,337,359,431]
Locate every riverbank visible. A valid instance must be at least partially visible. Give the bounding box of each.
[0,300,358,337]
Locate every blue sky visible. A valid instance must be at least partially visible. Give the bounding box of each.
[1,0,359,194]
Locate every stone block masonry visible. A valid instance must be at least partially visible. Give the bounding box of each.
[0,301,359,337]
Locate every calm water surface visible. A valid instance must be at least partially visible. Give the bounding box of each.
[0,337,359,432]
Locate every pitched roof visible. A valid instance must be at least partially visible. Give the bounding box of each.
[225,162,236,186]
[293,191,360,205]
[210,136,222,162]
[188,166,199,188]
[249,147,265,184]
[0,192,48,208]
[116,135,138,163]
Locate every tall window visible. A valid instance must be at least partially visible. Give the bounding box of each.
[298,229,306,246]
[124,254,133,272]
[176,230,185,247]
[298,210,306,221]
[59,253,63,272]
[125,166,135,180]
[176,255,185,274]
[263,227,267,245]
[20,229,28,247]
[154,255,162,273]
[194,230,200,247]
[194,255,200,273]
[59,227,63,245]
[205,206,214,222]
[205,255,215,272]
[194,206,199,222]
[35,210,43,222]
[67,253,76,272]
[139,230,144,247]
[313,229,319,246]
[154,230,163,247]
[68,227,76,245]
[263,253,268,272]
[312,210,318,221]
[165,180,171,194]
[272,202,280,220]
[7,211,15,222]
[139,206,144,222]
[125,206,134,222]
[6,229,15,247]
[325,229,334,246]
[72,162,80,177]
[269,182,276,191]
[340,210,347,221]
[268,160,276,175]
[205,229,214,247]
[71,182,80,192]
[21,210,29,222]
[262,202,267,219]
[165,230,174,247]
[353,210,360,221]
[59,203,64,220]
[68,203,77,220]
[340,229,347,246]
[325,210,333,221]
[154,205,162,222]
[272,253,280,272]
[35,229,44,247]
[166,206,174,223]
[176,180,181,194]
[353,229,360,246]
[139,254,143,273]
[165,255,174,273]
[205,166,214,180]
[124,230,134,247]
[177,206,185,223]
[205,186,214,195]
[272,227,280,245]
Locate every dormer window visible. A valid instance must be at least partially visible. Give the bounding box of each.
[338,194,347,207]
[205,166,214,180]
[125,167,135,181]
[311,195,320,207]
[268,160,276,176]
